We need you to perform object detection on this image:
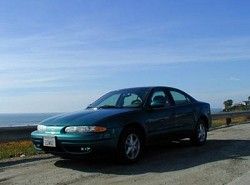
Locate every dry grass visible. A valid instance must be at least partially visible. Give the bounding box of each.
[212,115,250,128]
[0,140,37,160]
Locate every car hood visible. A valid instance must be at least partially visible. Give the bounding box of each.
[41,108,137,126]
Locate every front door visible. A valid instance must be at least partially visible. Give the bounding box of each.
[145,88,175,137]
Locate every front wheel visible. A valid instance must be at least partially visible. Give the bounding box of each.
[117,128,143,163]
[191,120,207,146]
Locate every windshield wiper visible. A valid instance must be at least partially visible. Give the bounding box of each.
[97,105,118,109]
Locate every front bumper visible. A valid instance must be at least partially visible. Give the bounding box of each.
[31,128,121,156]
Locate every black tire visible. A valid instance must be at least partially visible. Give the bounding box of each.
[117,127,144,163]
[191,120,207,146]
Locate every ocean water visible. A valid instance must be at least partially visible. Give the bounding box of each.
[0,113,60,127]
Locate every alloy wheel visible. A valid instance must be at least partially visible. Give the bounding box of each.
[197,123,206,142]
[124,133,141,160]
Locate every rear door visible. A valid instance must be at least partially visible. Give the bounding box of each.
[169,90,195,132]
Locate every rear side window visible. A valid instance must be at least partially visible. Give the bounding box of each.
[170,91,190,106]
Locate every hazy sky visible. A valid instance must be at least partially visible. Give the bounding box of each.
[0,0,250,113]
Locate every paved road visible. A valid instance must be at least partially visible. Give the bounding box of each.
[0,124,250,185]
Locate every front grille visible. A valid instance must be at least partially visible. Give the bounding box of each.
[32,138,93,154]
[43,146,63,153]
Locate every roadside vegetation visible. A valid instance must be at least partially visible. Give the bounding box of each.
[212,115,250,128]
[223,96,250,112]
[0,140,37,160]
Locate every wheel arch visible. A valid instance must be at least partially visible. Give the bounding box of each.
[199,114,209,130]
[118,122,146,145]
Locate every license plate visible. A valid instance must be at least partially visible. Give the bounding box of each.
[43,136,56,147]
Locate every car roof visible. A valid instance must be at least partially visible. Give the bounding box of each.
[116,86,173,91]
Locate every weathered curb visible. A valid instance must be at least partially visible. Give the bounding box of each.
[0,154,55,168]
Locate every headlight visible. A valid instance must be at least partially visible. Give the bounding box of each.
[64,126,107,133]
[37,125,46,132]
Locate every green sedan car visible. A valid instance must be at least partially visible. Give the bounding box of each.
[31,86,211,163]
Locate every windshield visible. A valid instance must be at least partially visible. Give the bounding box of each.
[87,88,150,109]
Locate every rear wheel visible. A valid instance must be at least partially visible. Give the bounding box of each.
[191,120,207,146]
[117,128,143,163]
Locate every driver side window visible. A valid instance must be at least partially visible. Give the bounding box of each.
[123,93,142,107]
